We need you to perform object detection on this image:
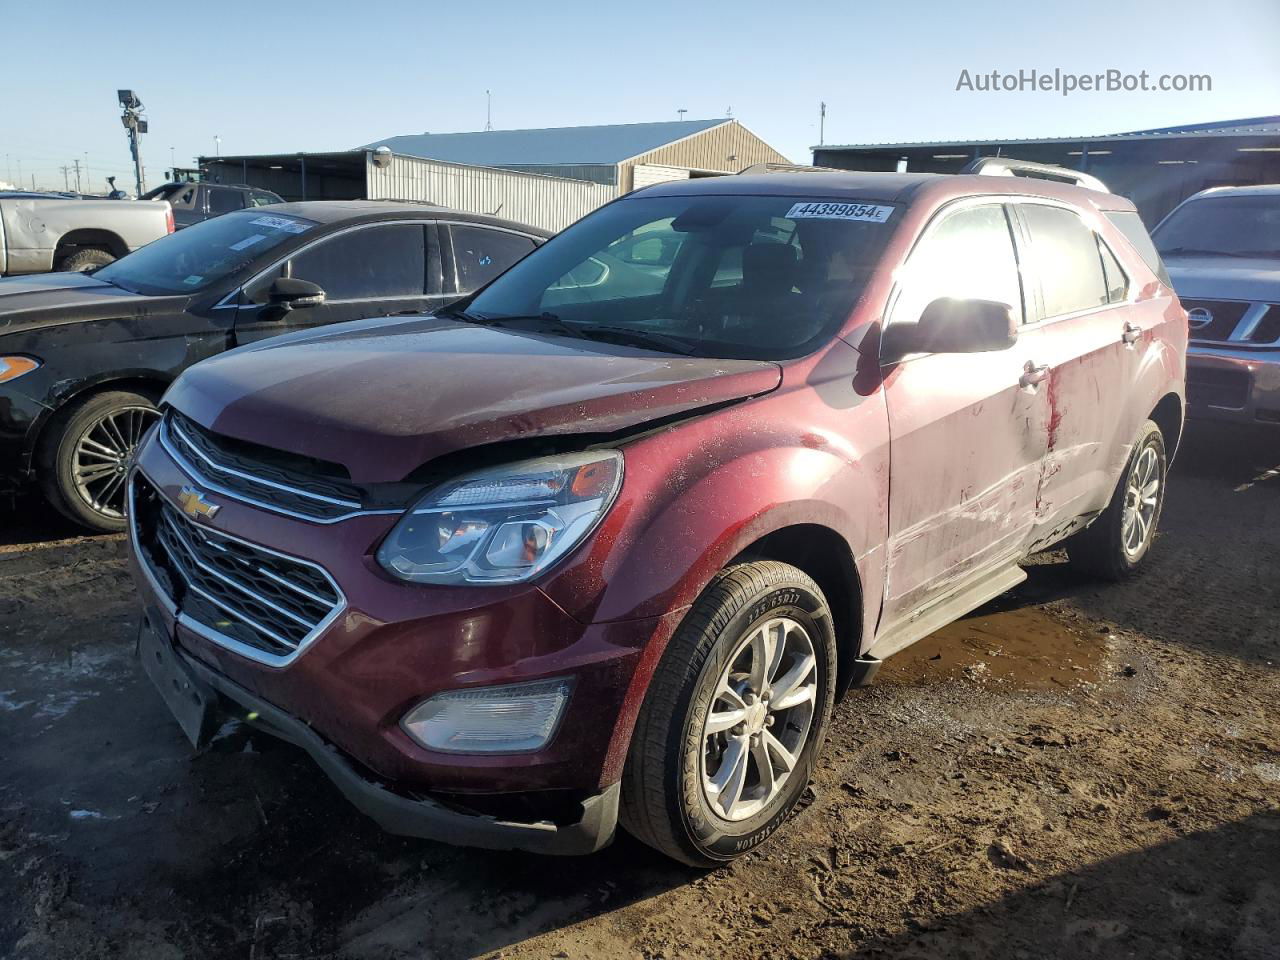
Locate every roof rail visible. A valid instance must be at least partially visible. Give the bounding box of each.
[737,162,842,175]
[961,157,1109,194]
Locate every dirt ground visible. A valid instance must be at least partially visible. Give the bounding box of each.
[1,423,1277,960]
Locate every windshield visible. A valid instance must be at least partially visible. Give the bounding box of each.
[460,194,899,360]
[1153,195,1280,259]
[95,210,317,295]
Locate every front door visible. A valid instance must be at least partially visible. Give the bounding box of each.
[879,200,1049,628]
[234,221,446,345]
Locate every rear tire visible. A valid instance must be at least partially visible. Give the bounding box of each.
[57,247,116,272]
[620,561,837,867]
[1067,419,1167,580]
[37,389,161,532]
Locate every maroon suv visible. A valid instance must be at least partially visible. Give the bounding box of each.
[127,169,1186,866]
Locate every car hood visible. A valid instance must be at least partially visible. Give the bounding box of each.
[1164,256,1280,302]
[0,271,186,335]
[166,315,782,483]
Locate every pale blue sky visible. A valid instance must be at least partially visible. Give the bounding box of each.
[5,0,1278,192]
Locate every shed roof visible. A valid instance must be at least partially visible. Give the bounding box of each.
[364,119,730,166]
[816,115,1280,152]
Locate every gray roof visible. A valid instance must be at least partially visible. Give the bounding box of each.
[364,119,730,166]
[817,115,1280,152]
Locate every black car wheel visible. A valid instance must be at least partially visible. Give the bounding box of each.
[38,390,161,532]
[620,561,837,867]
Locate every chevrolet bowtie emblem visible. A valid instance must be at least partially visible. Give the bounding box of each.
[178,485,220,522]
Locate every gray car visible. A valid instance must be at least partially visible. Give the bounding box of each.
[1155,184,1280,429]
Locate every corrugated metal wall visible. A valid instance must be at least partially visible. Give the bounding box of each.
[366,154,616,232]
[619,120,790,192]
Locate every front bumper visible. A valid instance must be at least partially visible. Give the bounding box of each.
[1186,345,1280,427]
[137,609,619,854]
[125,425,676,852]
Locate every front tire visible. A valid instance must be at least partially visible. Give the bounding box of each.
[1067,419,1167,580]
[620,562,837,867]
[37,389,161,532]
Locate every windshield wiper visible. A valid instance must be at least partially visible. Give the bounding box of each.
[471,312,591,340]
[574,325,702,356]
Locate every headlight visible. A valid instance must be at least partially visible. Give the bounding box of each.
[377,450,623,585]
[0,356,41,383]
[401,677,573,753]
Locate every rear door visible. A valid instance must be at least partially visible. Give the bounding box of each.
[206,186,248,221]
[167,183,202,229]
[444,223,539,299]
[879,200,1049,628]
[1011,202,1145,542]
[234,221,445,345]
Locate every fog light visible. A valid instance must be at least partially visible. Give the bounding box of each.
[400,678,572,753]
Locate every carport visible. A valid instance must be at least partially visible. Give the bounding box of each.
[200,151,366,202]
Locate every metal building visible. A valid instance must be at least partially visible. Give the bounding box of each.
[369,118,790,193]
[199,151,615,233]
[813,115,1280,225]
[199,119,787,234]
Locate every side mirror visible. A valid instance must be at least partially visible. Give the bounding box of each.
[881,297,1017,362]
[268,277,326,309]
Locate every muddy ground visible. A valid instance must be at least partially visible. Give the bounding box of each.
[1,424,1277,960]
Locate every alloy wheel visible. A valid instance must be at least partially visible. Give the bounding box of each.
[700,616,818,822]
[72,405,159,520]
[1122,443,1161,558]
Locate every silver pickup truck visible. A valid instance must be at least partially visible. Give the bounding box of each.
[0,192,174,275]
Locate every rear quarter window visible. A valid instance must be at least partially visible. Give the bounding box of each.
[1105,210,1170,285]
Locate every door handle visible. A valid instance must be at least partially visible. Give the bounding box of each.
[1122,321,1143,345]
[1020,361,1050,388]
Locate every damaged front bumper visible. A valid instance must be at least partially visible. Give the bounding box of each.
[136,610,619,856]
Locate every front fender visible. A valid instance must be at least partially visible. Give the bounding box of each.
[540,392,890,638]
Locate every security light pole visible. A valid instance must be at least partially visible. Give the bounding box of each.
[118,89,148,196]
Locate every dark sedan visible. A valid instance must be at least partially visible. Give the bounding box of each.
[0,200,549,530]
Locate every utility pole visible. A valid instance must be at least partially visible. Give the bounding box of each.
[677,108,688,121]
[4,154,10,185]
[60,165,71,191]
[214,135,221,158]
[119,90,148,196]
[485,90,493,131]
[72,159,82,192]
[819,102,826,146]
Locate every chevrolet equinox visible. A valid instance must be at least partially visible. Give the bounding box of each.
[127,167,1186,866]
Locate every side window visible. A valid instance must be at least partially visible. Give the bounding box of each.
[1105,210,1171,285]
[287,224,427,301]
[1098,238,1129,303]
[170,185,197,209]
[889,203,1024,326]
[1020,204,1108,318]
[450,225,537,292]
[208,187,246,215]
[250,191,280,207]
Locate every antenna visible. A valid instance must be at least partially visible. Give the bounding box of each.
[726,105,733,118]
[677,108,688,121]
[485,90,493,131]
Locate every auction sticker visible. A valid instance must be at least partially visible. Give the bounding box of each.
[250,215,310,234]
[786,201,894,223]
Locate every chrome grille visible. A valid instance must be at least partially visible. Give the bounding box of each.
[161,411,364,522]
[130,473,344,663]
[1182,299,1280,345]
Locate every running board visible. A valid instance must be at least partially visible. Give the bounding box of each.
[866,565,1028,662]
